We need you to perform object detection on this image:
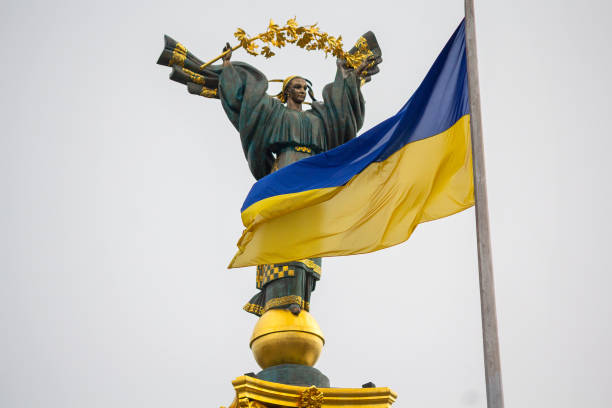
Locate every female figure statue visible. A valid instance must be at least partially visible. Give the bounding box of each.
[157,34,382,316]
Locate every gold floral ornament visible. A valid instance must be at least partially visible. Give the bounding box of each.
[298,386,324,408]
[236,398,267,408]
[199,18,373,71]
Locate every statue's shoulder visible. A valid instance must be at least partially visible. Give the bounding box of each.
[227,62,268,81]
[307,101,326,115]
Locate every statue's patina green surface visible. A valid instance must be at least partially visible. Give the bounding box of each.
[218,57,365,180]
[157,33,382,317]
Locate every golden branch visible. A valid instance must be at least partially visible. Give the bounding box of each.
[199,18,373,71]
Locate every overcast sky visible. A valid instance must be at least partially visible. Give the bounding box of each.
[1,0,611,407]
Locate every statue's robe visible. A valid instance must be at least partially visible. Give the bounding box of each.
[218,62,365,179]
[218,61,366,316]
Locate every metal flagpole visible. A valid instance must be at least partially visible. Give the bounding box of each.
[463,1,505,408]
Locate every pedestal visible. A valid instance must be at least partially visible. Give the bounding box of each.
[222,375,397,408]
[224,308,397,407]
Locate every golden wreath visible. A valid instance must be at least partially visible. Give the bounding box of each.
[200,18,373,71]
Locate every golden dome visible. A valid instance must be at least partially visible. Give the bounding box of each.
[250,309,325,369]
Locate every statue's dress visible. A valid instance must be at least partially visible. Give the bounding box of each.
[218,61,365,316]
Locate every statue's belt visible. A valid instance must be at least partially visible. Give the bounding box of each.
[277,145,318,155]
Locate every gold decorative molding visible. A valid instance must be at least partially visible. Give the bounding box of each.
[264,295,305,312]
[181,68,206,85]
[169,42,187,67]
[243,302,264,316]
[297,258,321,275]
[229,375,397,408]
[238,397,268,408]
[199,88,218,98]
[299,386,324,408]
[222,397,268,408]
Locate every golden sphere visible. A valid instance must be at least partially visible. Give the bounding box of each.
[250,309,325,369]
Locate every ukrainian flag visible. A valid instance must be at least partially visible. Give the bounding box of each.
[230,20,473,268]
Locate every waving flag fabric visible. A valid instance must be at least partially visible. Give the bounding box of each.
[229,20,473,268]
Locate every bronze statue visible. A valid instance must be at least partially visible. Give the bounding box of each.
[157,29,382,317]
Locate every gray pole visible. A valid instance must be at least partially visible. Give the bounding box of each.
[463,1,505,407]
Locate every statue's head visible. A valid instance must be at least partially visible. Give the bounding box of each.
[283,77,308,105]
[273,76,315,106]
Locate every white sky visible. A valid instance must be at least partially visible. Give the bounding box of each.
[1,0,611,407]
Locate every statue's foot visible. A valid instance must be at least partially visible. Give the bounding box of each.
[289,303,301,315]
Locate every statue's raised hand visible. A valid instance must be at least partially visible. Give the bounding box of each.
[222,42,232,66]
[337,55,383,83]
[356,55,383,84]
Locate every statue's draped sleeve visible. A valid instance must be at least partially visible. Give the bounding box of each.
[311,67,365,152]
[218,62,365,180]
[218,62,278,180]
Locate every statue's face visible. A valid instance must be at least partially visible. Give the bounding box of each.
[286,78,307,104]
